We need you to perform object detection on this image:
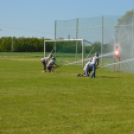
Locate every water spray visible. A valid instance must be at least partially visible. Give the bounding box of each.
[101,57,134,68]
[64,52,114,66]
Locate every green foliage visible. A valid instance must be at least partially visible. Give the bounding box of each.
[0,37,12,52]
[0,36,112,54]
[85,45,92,53]
[113,10,134,59]
[55,42,82,53]
[118,10,134,25]
[0,37,45,52]
[116,9,134,37]
[92,41,101,53]
[116,10,134,47]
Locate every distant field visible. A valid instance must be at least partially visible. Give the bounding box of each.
[0,52,88,65]
[0,52,44,57]
[0,52,112,65]
[0,52,84,57]
[0,53,134,134]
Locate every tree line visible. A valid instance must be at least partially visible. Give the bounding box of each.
[0,37,45,52]
[0,36,112,54]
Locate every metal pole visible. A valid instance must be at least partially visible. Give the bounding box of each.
[12,37,13,52]
[132,14,134,59]
[54,20,56,40]
[54,20,57,61]
[76,18,78,63]
[44,39,45,57]
[82,39,84,67]
[101,16,104,66]
[132,13,134,69]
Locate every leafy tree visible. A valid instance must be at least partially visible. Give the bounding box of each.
[0,37,12,52]
[116,10,134,45]
[115,10,134,58]
[92,42,101,53]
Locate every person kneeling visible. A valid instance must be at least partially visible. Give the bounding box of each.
[46,57,57,72]
[77,58,92,77]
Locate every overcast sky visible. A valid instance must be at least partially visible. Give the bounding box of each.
[0,0,134,39]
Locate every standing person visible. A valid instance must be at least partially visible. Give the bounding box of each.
[90,53,99,78]
[46,57,57,72]
[41,53,52,72]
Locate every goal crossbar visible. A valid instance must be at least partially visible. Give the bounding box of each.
[44,39,91,67]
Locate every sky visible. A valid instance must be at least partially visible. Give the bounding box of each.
[0,0,134,39]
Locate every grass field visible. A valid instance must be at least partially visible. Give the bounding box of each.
[0,53,134,134]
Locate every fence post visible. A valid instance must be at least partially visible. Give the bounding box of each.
[132,13,134,68]
[82,39,85,67]
[132,13,134,59]
[44,37,45,57]
[101,16,104,66]
[12,37,13,52]
[76,18,78,63]
[54,20,57,60]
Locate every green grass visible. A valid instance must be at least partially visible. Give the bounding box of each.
[0,55,134,134]
[0,52,83,57]
[0,52,44,57]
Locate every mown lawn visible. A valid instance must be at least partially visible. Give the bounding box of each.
[0,55,134,134]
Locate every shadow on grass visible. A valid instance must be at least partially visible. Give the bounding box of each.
[77,75,119,78]
[96,76,120,78]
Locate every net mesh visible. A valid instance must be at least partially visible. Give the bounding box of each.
[55,15,134,72]
[45,39,92,66]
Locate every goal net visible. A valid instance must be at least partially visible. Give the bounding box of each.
[44,39,93,67]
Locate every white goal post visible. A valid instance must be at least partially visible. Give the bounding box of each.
[44,39,92,67]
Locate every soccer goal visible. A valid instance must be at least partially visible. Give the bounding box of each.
[44,39,93,67]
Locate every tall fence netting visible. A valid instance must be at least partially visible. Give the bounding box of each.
[55,15,134,72]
